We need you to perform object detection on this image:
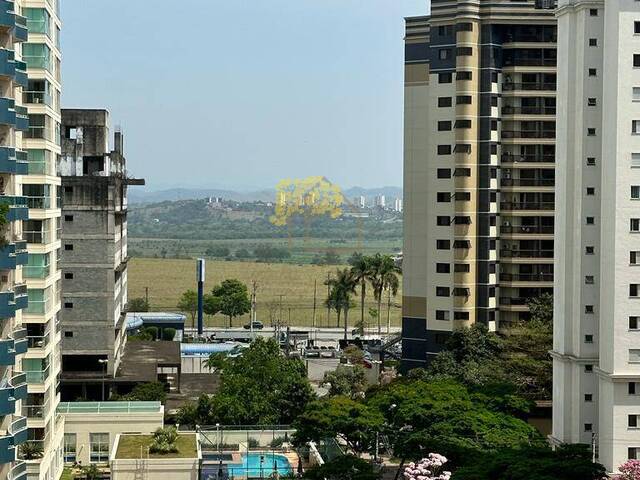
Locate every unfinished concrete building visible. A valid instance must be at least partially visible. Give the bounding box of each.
[57,109,144,400]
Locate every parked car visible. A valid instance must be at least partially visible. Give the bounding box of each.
[243,321,264,330]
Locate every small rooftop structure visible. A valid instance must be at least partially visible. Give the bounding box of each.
[126,312,186,331]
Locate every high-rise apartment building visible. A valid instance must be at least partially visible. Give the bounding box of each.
[0,2,30,479]
[20,0,64,478]
[57,109,143,401]
[552,0,640,472]
[401,0,557,371]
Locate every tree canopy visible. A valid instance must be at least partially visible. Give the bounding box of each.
[210,279,251,327]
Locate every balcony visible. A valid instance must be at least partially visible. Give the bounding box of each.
[9,460,27,480]
[502,82,556,92]
[0,48,15,78]
[22,398,48,419]
[10,416,27,446]
[14,106,27,132]
[0,196,29,222]
[503,56,557,67]
[26,333,49,350]
[500,201,554,211]
[13,13,26,42]
[14,61,26,88]
[25,364,49,384]
[0,97,16,127]
[14,285,26,311]
[0,329,27,366]
[11,372,25,401]
[499,297,529,306]
[0,147,19,174]
[500,249,554,259]
[25,196,50,210]
[502,106,556,116]
[0,241,28,270]
[501,153,555,164]
[500,225,554,235]
[0,0,16,31]
[499,273,554,282]
[0,431,15,464]
[23,229,50,245]
[501,178,555,187]
[23,91,52,106]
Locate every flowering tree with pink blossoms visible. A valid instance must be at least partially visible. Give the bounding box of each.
[403,453,451,480]
[620,460,640,480]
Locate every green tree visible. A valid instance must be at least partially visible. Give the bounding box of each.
[303,455,380,480]
[81,464,103,480]
[128,297,150,312]
[293,396,384,456]
[324,365,367,398]
[235,248,252,259]
[211,279,251,327]
[205,245,231,258]
[369,254,401,335]
[162,327,176,341]
[349,253,373,330]
[325,268,358,339]
[527,292,553,325]
[178,338,313,426]
[125,381,167,403]
[177,290,198,328]
[452,444,606,480]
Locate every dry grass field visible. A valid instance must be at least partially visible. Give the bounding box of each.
[128,257,403,329]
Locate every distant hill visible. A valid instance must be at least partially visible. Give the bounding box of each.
[128,186,402,204]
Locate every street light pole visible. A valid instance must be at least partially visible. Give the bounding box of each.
[98,359,108,401]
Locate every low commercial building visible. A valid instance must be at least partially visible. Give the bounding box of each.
[59,401,164,466]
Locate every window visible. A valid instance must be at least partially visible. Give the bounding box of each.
[589,8,598,16]
[64,215,73,221]
[585,275,594,285]
[457,23,472,32]
[435,310,449,321]
[437,168,451,178]
[437,145,452,155]
[436,287,450,297]
[455,192,471,201]
[436,240,451,250]
[588,68,597,77]
[456,71,472,80]
[453,168,470,177]
[64,302,73,309]
[438,121,452,131]
[454,119,472,129]
[632,218,640,232]
[632,252,640,265]
[438,97,452,107]
[586,246,595,255]
[64,433,77,463]
[90,433,109,463]
[64,244,73,251]
[439,49,451,60]
[453,143,471,154]
[631,316,639,330]
[586,187,595,196]
[630,447,640,460]
[634,88,640,102]
[631,382,638,395]
[633,120,640,134]
[631,284,640,297]
[585,364,593,373]
[636,21,640,34]
[64,331,73,338]
[633,153,640,167]
[587,157,596,166]
[587,128,596,136]
[584,423,593,432]
[456,95,472,105]
[456,47,472,56]
[436,192,451,202]
[589,38,598,47]
[436,216,450,226]
[585,305,594,314]
[630,415,640,427]
[454,264,470,273]
[585,393,593,402]
[438,72,452,83]
[635,55,640,68]
[436,263,450,273]
[586,217,595,225]
[64,272,73,279]
[454,311,469,320]
[585,334,593,343]
[588,97,597,106]
[438,25,453,36]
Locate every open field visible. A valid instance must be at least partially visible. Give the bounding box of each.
[128,257,403,329]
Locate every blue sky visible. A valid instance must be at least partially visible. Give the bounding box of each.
[61,1,427,191]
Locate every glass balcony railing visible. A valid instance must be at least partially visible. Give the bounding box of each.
[10,416,27,446]
[27,333,49,349]
[23,230,51,244]
[23,91,52,106]
[14,13,27,42]
[25,364,49,384]
[25,196,51,209]
[22,400,48,419]
[500,225,554,235]
[23,264,50,279]
[14,60,26,88]
[11,372,26,401]
[9,460,27,480]
[500,201,555,211]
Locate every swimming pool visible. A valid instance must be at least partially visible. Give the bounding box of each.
[227,452,292,477]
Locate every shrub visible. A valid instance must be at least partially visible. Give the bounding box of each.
[162,328,176,341]
[19,441,43,460]
[248,437,260,448]
[149,426,179,455]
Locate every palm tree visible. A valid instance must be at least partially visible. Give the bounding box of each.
[349,253,373,332]
[370,254,401,335]
[325,267,358,339]
[384,268,400,334]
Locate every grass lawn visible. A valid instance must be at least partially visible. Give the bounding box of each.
[128,257,403,328]
[116,434,197,459]
[61,468,74,480]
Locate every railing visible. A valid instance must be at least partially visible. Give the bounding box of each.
[26,296,50,315]
[57,401,162,414]
[501,178,555,187]
[501,154,555,163]
[503,58,557,67]
[25,196,51,209]
[502,82,556,91]
[23,91,52,106]
[27,334,49,349]
[500,225,554,234]
[499,249,554,258]
[499,273,554,282]
[499,297,531,306]
[23,264,50,279]
[24,125,50,140]
[23,230,51,244]
[22,400,48,419]
[24,365,50,384]
[502,106,556,115]
[500,201,555,210]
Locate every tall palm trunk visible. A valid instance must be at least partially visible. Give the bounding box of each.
[336,309,341,328]
[387,288,392,334]
[377,294,382,336]
[344,307,349,340]
[360,280,366,327]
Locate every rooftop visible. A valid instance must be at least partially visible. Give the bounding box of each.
[58,401,163,414]
[117,340,181,383]
[115,433,198,459]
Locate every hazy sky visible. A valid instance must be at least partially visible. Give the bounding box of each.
[61,1,427,191]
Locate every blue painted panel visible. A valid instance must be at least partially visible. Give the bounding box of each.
[0,291,16,319]
[0,97,15,126]
[0,434,15,464]
[0,337,15,365]
[11,373,26,401]
[0,385,15,415]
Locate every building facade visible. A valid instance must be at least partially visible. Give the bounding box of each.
[58,109,143,401]
[402,0,557,371]
[552,0,640,472]
[21,0,64,478]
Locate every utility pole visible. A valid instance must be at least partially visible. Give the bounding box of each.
[591,433,598,463]
[326,272,331,328]
[312,279,317,342]
[145,286,149,306]
[250,280,257,340]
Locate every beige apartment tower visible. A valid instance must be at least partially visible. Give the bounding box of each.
[402,0,557,370]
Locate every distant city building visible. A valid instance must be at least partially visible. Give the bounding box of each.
[374,195,386,208]
[394,198,403,213]
[352,195,366,208]
[58,109,144,400]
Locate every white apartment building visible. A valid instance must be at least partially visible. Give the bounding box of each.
[552,0,640,472]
